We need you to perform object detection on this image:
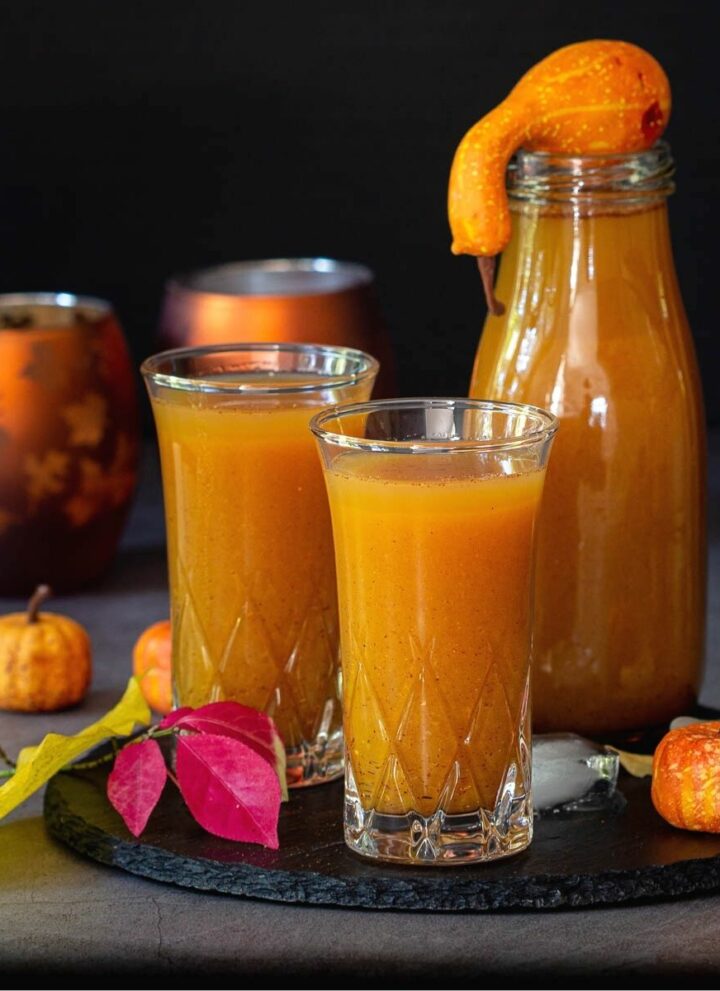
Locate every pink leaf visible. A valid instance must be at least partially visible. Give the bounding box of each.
[176,733,281,848]
[165,702,287,800]
[107,739,167,837]
[168,701,278,752]
[158,707,193,730]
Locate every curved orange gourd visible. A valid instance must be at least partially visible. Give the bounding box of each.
[449,40,671,257]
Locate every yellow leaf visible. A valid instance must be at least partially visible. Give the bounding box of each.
[1,678,152,818]
[608,746,654,778]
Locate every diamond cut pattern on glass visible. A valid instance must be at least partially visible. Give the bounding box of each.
[345,632,530,823]
[172,560,340,749]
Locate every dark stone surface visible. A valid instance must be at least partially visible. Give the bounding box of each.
[44,747,720,912]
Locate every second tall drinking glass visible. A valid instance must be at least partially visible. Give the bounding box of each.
[143,343,378,787]
[312,399,556,863]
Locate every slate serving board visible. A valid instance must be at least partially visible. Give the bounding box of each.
[44,748,720,912]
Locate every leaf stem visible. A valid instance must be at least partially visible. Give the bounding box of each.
[146,727,176,741]
[0,745,16,769]
[0,725,180,785]
[63,726,177,774]
[68,751,118,772]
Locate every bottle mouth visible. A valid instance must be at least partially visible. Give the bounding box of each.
[507,140,675,206]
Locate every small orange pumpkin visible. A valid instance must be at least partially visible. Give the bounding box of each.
[0,584,92,711]
[133,620,172,714]
[651,721,720,833]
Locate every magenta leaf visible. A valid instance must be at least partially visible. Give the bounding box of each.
[176,733,281,848]
[168,701,278,752]
[158,707,193,730]
[164,702,288,800]
[107,738,167,837]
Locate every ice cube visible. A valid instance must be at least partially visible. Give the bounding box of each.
[533,733,621,814]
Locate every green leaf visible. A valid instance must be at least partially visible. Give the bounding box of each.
[608,746,654,778]
[0,677,152,819]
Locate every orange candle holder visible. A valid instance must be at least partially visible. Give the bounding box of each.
[0,293,139,594]
[158,258,395,397]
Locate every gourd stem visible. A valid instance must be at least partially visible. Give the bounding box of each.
[26,584,52,625]
[476,256,506,316]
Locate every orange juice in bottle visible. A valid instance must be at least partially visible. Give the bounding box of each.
[469,146,705,734]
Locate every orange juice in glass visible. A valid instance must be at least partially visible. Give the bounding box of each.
[312,399,556,863]
[142,343,378,786]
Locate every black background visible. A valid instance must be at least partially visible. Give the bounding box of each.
[1,1,717,421]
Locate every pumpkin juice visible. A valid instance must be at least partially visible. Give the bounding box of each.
[145,347,378,785]
[323,452,547,816]
[470,203,706,734]
[152,391,337,748]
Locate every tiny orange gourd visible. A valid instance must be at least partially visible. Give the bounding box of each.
[0,584,92,711]
[133,620,172,714]
[652,722,720,833]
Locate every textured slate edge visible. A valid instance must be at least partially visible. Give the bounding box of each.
[43,781,720,912]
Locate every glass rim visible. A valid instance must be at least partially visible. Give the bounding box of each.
[510,139,671,166]
[141,342,380,395]
[0,292,112,317]
[166,257,374,298]
[507,140,675,205]
[310,397,558,454]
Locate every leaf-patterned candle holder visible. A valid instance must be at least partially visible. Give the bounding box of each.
[0,293,139,594]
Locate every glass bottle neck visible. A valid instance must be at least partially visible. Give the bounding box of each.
[492,172,683,343]
[507,141,675,216]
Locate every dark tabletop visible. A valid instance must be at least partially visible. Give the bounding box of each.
[1,437,718,983]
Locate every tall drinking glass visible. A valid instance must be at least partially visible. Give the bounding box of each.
[312,399,556,863]
[142,343,378,787]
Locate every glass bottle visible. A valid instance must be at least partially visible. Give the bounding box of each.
[470,143,706,735]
